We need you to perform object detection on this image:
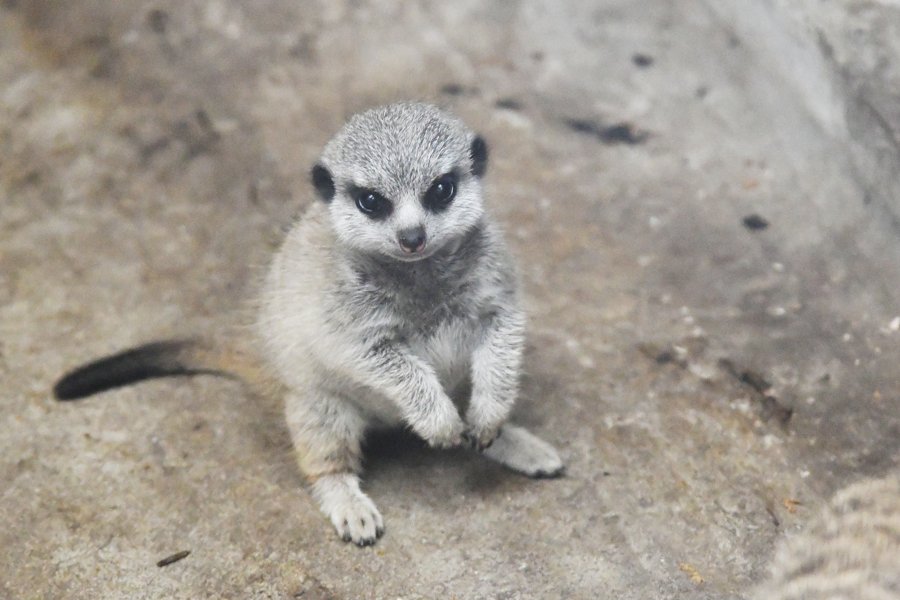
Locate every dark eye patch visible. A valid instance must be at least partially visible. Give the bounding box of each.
[348,185,392,219]
[423,172,458,212]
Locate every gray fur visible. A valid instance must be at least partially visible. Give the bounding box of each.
[318,103,486,263]
[257,103,563,545]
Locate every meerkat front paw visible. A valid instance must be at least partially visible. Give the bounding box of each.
[463,423,501,452]
[463,401,504,451]
[413,406,465,449]
[312,474,385,546]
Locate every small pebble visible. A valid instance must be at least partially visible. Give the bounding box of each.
[156,550,190,568]
[632,53,654,67]
[742,214,769,230]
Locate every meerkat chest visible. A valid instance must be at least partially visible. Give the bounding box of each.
[343,253,495,387]
[408,317,482,388]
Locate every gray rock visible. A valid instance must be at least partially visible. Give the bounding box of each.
[1,1,898,598]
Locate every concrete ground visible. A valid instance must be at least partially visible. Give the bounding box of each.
[2,1,899,598]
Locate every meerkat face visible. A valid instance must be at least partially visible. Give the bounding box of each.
[311,103,489,262]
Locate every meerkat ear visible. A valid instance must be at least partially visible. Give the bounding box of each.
[311,163,335,202]
[470,136,488,177]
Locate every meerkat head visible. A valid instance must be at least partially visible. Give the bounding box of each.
[310,103,488,262]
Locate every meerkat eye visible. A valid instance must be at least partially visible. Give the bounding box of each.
[354,190,391,219]
[423,173,457,212]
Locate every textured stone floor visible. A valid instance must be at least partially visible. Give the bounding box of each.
[2,1,899,598]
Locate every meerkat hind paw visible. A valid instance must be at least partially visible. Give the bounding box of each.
[329,492,384,546]
[314,474,385,546]
[481,424,565,478]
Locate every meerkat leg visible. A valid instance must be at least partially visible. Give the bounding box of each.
[465,308,526,449]
[284,390,384,546]
[480,424,565,478]
[354,338,464,448]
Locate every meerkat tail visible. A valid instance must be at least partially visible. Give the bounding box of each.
[53,339,271,401]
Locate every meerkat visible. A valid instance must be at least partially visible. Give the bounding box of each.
[753,475,900,599]
[54,102,565,546]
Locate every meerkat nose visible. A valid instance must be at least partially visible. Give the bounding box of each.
[398,226,427,253]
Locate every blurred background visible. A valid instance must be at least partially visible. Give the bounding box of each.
[1,1,899,598]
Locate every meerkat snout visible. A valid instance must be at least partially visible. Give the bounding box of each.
[398,226,427,253]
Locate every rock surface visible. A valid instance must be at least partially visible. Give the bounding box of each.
[1,1,898,598]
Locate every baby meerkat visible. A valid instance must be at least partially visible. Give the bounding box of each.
[55,102,564,546]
